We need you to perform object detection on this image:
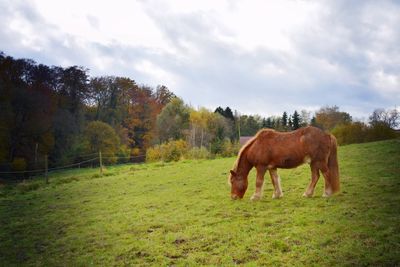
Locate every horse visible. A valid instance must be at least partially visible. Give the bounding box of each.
[229,126,339,200]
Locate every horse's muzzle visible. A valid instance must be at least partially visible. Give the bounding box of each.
[231,194,240,200]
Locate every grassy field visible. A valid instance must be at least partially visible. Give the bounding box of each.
[1,140,399,266]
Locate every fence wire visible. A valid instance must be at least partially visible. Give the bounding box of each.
[0,154,146,176]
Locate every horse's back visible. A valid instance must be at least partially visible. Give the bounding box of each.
[247,126,331,168]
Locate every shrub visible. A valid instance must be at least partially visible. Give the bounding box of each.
[147,139,239,163]
[161,140,188,162]
[11,158,27,172]
[211,138,240,157]
[146,146,162,162]
[332,122,368,145]
[365,123,397,142]
[185,146,211,159]
[331,122,397,145]
[221,139,240,157]
[117,145,131,163]
[210,138,223,155]
[146,140,188,163]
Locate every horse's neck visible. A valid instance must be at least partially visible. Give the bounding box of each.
[237,156,252,177]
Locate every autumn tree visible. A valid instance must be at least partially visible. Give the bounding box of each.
[83,121,120,164]
[369,108,399,129]
[156,98,190,143]
[300,109,311,127]
[154,85,175,112]
[52,65,89,164]
[315,106,352,131]
[189,108,210,147]
[0,55,57,170]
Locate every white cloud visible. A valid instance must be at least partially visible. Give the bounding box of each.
[258,63,286,77]
[31,0,170,51]
[134,60,180,89]
[370,70,400,96]
[1,0,399,118]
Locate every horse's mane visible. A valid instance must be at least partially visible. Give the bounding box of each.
[232,129,273,172]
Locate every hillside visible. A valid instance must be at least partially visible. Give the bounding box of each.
[1,140,399,266]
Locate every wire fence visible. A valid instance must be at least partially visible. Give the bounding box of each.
[0,152,146,180]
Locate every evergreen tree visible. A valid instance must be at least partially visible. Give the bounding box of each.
[265,117,272,128]
[288,116,293,130]
[214,107,225,117]
[282,112,288,128]
[292,110,300,130]
[311,116,317,127]
[224,107,235,121]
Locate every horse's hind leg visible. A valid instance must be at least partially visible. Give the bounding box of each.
[250,165,267,201]
[321,167,332,197]
[269,169,283,199]
[303,163,320,197]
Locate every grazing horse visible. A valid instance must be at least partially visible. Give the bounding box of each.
[229,126,339,200]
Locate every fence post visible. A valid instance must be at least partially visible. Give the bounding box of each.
[99,150,103,175]
[45,154,49,184]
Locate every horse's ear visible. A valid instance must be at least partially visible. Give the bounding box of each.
[230,170,237,177]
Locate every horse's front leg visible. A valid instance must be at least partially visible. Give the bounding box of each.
[250,165,267,201]
[269,169,283,198]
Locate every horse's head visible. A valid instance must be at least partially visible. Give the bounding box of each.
[229,170,248,200]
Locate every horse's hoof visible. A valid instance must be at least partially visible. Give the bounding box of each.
[272,193,283,199]
[250,195,261,201]
[303,192,312,198]
[322,193,331,198]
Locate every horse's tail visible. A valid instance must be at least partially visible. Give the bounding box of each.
[328,134,340,193]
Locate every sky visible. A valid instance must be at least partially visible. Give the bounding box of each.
[1,0,399,119]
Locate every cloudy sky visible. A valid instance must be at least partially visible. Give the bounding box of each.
[1,0,399,119]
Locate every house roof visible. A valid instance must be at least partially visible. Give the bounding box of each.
[239,136,253,146]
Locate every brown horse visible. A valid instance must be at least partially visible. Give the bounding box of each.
[229,126,339,200]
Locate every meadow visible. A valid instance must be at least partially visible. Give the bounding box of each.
[0,140,399,266]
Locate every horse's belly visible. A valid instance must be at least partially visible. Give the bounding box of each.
[275,155,305,169]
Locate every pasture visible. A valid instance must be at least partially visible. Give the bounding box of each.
[1,140,399,266]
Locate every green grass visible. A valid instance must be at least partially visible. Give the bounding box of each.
[1,140,399,266]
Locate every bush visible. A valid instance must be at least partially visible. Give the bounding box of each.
[365,123,397,142]
[146,140,188,163]
[221,139,240,157]
[146,146,162,162]
[211,138,240,157]
[146,139,239,163]
[11,158,27,172]
[117,145,131,163]
[332,122,368,145]
[185,146,211,159]
[331,122,397,145]
[161,140,188,162]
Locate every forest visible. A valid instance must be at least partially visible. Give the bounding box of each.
[0,52,398,174]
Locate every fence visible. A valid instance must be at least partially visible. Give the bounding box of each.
[0,152,146,182]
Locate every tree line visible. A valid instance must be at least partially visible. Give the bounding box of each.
[1,52,398,173]
[0,53,175,173]
[231,105,399,144]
